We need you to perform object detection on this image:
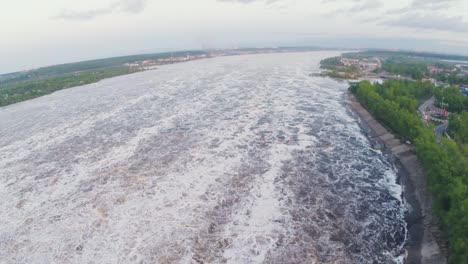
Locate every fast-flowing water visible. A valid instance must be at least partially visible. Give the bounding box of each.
[0,52,406,264]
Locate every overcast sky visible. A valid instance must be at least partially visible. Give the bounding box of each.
[1,0,468,73]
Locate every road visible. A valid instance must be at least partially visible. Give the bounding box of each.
[435,123,448,137]
[418,96,435,114]
[418,96,448,137]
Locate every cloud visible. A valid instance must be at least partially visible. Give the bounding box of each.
[323,0,383,17]
[325,0,468,34]
[118,0,147,13]
[411,0,459,10]
[385,0,460,14]
[346,0,383,12]
[55,0,147,20]
[382,13,468,33]
[217,0,280,4]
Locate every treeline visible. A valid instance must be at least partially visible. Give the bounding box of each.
[343,51,468,85]
[433,86,468,113]
[372,80,432,112]
[320,57,343,69]
[325,68,359,79]
[340,51,430,80]
[319,57,360,79]
[351,80,468,263]
[0,67,140,107]
[380,60,428,80]
[449,112,468,147]
[0,50,208,86]
[344,50,468,62]
[436,72,468,86]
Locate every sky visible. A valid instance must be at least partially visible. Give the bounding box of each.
[1,0,468,74]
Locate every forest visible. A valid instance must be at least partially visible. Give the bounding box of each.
[436,73,468,86]
[380,60,428,80]
[433,85,468,113]
[450,112,468,148]
[351,80,468,263]
[343,50,468,61]
[0,50,208,86]
[0,67,140,107]
[320,57,343,69]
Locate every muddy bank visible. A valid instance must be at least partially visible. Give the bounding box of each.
[347,92,448,264]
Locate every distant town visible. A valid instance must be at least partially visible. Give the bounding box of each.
[0,47,328,107]
[320,51,468,96]
[321,51,468,154]
[122,48,308,69]
[347,50,468,262]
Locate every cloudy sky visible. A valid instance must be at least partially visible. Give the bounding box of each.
[1,0,468,73]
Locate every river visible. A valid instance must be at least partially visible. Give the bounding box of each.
[0,51,406,264]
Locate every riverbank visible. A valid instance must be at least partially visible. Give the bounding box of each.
[347,92,448,264]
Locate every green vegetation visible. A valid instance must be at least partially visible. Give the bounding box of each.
[351,80,468,263]
[320,57,343,69]
[449,112,468,146]
[3,48,323,107]
[376,53,468,85]
[380,59,427,80]
[320,57,360,79]
[325,66,360,79]
[0,67,140,107]
[363,53,430,80]
[0,49,213,107]
[436,73,468,86]
[340,50,468,85]
[433,86,468,113]
[344,50,468,62]
[0,50,208,86]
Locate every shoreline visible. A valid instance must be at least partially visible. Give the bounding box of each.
[346,91,448,264]
[1,49,334,109]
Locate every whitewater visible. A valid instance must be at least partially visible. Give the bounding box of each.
[0,51,406,264]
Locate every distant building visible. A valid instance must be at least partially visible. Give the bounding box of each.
[339,57,380,71]
[340,58,360,67]
[428,66,457,75]
[423,78,438,86]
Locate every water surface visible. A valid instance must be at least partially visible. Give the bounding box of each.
[0,52,406,264]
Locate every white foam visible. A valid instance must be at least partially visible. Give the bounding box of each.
[0,51,405,263]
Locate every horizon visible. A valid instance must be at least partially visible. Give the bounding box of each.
[3,45,468,76]
[2,0,468,74]
[1,2,467,261]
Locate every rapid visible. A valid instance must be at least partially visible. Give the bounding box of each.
[0,51,406,264]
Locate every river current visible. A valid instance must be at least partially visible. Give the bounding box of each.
[0,52,406,264]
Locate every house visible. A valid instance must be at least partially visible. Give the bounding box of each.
[428,66,457,75]
[340,58,360,67]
